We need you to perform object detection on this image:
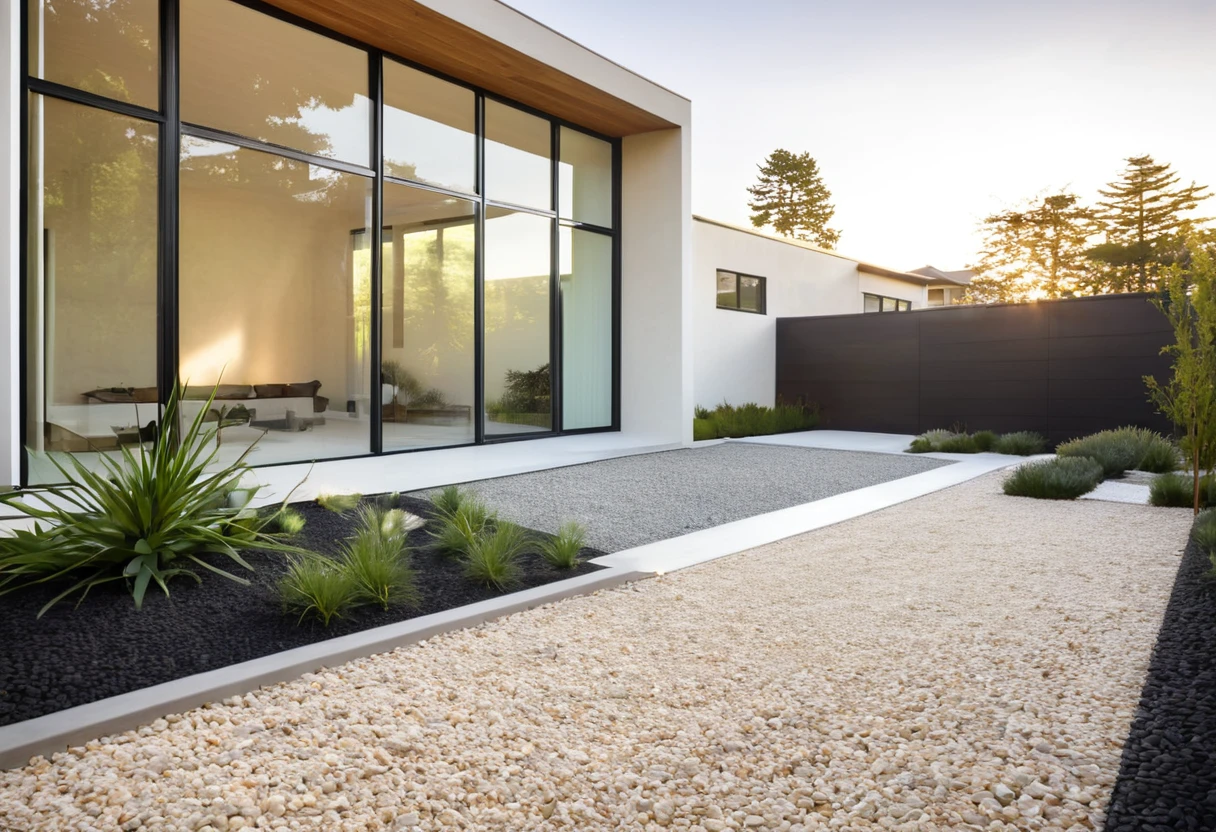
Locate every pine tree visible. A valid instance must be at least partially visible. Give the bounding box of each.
[1091,155,1210,292]
[747,150,840,249]
[968,192,1098,303]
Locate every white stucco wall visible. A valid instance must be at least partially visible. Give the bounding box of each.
[692,219,926,409]
[621,125,693,443]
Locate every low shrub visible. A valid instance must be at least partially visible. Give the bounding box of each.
[1191,509,1216,554]
[1003,457,1103,500]
[278,556,358,626]
[972,430,998,452]
[908,428,1044,456]
[936,434,979,453]
[993,431,1046,456]
[1057,427,1179,478]
[463,522,529,589]
[691,401,818,440]
[539,521,587,569]
[1148,472,1216,508]
[317,492,362,514]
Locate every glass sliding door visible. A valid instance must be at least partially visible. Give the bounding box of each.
[560,228,613,429]
[380,184,477,450]
[25,95,159,481]
[484,209,552,434]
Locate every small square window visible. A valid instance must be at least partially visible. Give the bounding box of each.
[717,270,765,314]
[864,293,912,313]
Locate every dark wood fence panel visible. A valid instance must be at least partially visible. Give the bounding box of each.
[776,293,1173,446]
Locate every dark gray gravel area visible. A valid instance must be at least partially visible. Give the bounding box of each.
[418,442,952,552]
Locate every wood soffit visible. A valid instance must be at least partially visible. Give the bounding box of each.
[261,0,678,137]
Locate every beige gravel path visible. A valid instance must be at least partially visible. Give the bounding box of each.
[0,472,1192,831]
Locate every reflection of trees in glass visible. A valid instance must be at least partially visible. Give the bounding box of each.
[394,224,474,380]
[37,0,159,106]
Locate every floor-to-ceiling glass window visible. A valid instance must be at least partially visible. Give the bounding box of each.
[22,0,620,482]
[485,209,552,433]
[177,0,373,466]
[24,1,161,482]
[558,127,615,429]
[379,185,477,450]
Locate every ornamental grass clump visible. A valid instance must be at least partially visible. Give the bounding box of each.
[972,430,998,452]
[343,506,420,610]
[538,521,587,570]
[691,401,818,440]
[277,503,423,625]
[1191,509,1216,557]
[428,493,494,557]
[463,521,530,589]
[278,556,358,627]
[993,431,1047,456]
[1149,472,1216,508]
[275,507,307,537]
[1058,427,1179,479]
[1002,457,1103,500]
[0,381,303,617]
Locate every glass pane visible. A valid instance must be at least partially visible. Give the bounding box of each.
[716,271,738,308]
[25,95,159,482]
[485,100,551,211]
[739,276,763,313]
[380,183,476,450]
[485,209,551,433]
[181,0,370,167]
[179,137,373,466]
[561,228,612,430]
[383,62,476,194]
[882,296,898,312]
[898,300,912,311]
[28,0,159,108]
[558,127,613,227]
[864,294,880,313]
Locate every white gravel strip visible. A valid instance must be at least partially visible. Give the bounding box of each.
[1080,481,1152,505]
[417,443,950,551]
[0,473,1190,831]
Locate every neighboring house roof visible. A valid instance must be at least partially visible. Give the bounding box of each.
[693,216,935,286]
[910,266,975,287]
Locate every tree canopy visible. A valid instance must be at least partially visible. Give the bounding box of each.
[747,149,840,249]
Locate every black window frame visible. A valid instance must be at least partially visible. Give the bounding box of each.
[863,292,912,314]
[716,269,767,315]
[18,0,622,484]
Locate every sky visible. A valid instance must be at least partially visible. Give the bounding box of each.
[502,0,1216,271]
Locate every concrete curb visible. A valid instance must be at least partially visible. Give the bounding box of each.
[0,566,647,770]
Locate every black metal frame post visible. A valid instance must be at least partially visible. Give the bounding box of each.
[368,51,384,454]
[157,0,181,405]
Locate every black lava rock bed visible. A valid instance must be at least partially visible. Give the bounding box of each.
[0,495,604,727]
[1105,534,1216,831]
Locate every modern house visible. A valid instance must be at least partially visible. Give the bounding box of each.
[2,0,697,489]
[1,0,955,492]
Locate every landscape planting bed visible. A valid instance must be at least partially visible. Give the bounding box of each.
[1105,535,1216,831]
[0,495,603,726]
[430,442,952,551]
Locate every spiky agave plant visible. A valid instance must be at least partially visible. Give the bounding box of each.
[0,380,303,616]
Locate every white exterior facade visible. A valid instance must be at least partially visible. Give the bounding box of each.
[693,217,930,409]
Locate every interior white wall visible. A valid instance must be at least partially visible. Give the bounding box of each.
[621,125,692,444]
[0,0,19,486]
[692,220,928,409]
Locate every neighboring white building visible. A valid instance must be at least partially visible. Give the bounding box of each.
[912,266,975,306]
[693,216,934,409]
